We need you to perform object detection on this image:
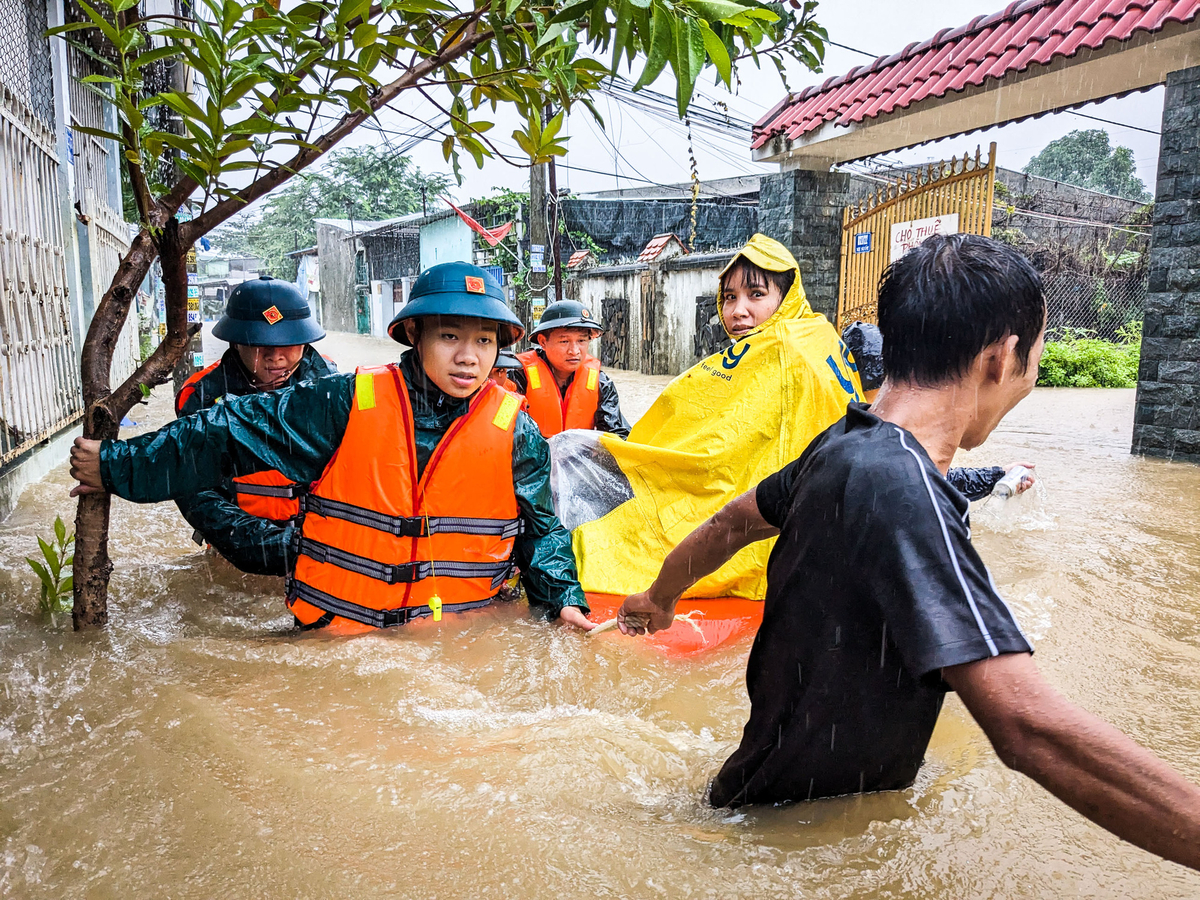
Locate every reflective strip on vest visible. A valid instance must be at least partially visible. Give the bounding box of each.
[297,536,512,588]
[289,364,522,629]
[302,494,523,539]
[515,350,601,437]
[233,481,303,499]
[288,580,494,630]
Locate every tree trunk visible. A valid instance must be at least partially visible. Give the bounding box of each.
[72,219,192,628]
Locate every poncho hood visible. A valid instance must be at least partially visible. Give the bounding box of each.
[716,233,815,339]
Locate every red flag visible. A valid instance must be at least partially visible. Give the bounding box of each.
[442,197,514,247]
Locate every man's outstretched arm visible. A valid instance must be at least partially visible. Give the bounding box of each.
[945,652,1200,871]
[618,489,778,634]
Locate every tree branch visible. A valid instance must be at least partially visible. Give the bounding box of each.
[184,19,500,240]
[100,219,194,423]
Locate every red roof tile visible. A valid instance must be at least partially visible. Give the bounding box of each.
[752,0,1200,150]
[637,233,688,262]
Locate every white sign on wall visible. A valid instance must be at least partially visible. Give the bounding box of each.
[889,213,959,262]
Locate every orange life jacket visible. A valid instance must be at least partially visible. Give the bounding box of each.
[287,365,524,632]
[516,350,601,437]
[491,371,521,393]
[175,359,308,522]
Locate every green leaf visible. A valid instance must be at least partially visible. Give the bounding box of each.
[536,21,568,49]
[39,536,60,581]
[697,20,730,86]
[58,576,73,598]
[505,0,524,16]
[633,6,672,90]
[71,0,122,47]
[138,383,152,398]
[549,0,600,24]
[54,517,66,545]
[686,0,748,21]
[353,23,378,48]
[542,110,565,144]
[26,558,54,592]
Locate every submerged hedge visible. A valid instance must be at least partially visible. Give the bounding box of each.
[1037,324,1141,388]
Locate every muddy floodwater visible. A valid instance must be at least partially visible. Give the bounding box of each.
[1,335,1198,897]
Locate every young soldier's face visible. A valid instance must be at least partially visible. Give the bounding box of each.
[537,327,596,375]
[414,316,500,398]
[235,343,304,390]
[721,271,783,337]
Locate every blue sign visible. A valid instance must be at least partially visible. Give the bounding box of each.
[853,232,872,254]
[484,265,505,285]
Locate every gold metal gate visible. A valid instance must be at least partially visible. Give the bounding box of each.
[837,143,996,329]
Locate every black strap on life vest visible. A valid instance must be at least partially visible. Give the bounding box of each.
[288,580,494,629]
[301,495,523,539]
[296,537,512,589]
[231,480,304,499]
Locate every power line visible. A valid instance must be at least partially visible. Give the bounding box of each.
[1065,110,1160,136]
[825,40,880,60]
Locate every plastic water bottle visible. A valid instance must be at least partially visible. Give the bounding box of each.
[991,466,1032,500]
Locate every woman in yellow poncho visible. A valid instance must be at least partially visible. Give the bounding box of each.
[572,234,863,642]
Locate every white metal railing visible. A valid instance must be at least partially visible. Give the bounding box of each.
[84,190,137,384]
[0,83,81,467]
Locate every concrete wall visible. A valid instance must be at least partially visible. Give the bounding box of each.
[420,215,473,270]
[1133,64,1200,463]
[569,252,732,376]
[315,223,358,333]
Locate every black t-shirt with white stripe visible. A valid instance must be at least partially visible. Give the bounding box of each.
[710,403,1032,808]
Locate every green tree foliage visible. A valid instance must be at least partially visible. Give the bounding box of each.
[209,147,448,277]
[1023,129,1152,202]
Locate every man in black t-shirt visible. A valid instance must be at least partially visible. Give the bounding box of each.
[618,234,1200,872]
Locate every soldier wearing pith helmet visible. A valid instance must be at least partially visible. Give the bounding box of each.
[71,262,594,633]
[512,299,630,438]
[174,275,336,575]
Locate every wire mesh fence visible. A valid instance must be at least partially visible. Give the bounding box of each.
[1042,273,1145,343]
[0,0,56,128]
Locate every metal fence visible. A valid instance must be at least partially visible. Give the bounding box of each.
[0,7,82,467]
[1042,273,1145,342]
[0,0,55,129]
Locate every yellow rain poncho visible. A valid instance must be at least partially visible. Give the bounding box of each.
[573,234,863,600]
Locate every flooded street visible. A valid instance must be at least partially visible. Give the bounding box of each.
[0,336,1198,898]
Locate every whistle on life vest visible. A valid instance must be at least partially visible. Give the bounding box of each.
[428,594,443,622]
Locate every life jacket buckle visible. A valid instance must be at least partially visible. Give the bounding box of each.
[383,561,425,585]
[395,517,428,538]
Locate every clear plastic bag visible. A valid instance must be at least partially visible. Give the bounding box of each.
[548,430,634,531]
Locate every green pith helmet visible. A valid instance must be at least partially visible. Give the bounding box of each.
[211,275,325,347]
[494,350,521,369]
[527,299,604,340]
[388,261,525,347]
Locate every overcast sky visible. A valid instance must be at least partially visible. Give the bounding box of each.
[327,0,1168,208]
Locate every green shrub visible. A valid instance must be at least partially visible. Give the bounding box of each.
[1037,325,1141,388]
[26,516,74,619]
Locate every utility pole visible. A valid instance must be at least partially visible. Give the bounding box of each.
[547,141,563,305]
[528,134,549,331]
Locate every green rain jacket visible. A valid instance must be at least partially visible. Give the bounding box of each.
[174,344,335,576]
[103,350,588,617]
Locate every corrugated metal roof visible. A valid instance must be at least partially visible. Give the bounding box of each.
[753,0,1200,150]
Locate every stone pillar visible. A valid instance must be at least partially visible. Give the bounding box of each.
[758,169,851,320]
[1133,65,1200,462]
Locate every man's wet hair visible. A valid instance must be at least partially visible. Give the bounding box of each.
[721,257,794,300]
[877,233,1045,386]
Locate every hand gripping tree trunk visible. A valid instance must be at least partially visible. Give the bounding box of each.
[57,0,825,629]
[73,219,193,627]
